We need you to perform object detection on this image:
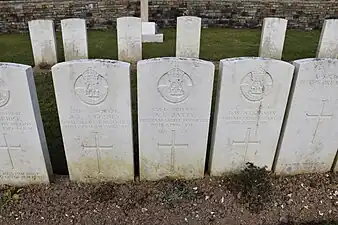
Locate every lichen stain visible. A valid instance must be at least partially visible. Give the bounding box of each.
[140,155,204,180]
[68,157,134,183]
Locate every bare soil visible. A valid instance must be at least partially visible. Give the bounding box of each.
[0,165,337,225]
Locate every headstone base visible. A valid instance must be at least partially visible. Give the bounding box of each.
[141,22,163,43]
[142,34,163,43]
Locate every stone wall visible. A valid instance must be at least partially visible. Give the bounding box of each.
[0,0,337,32]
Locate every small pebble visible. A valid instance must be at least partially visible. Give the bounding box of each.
[205,196,210,200]
[221,197,225,203]
[304,205,309,209]
[193,187,198,191]
[41,217,44,220]
[141,208,148,213]
[185,218,188,222]
[319,211,324,216]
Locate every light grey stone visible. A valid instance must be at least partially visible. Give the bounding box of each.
[317,19,338,58]
[176,16,201,58]
[0,63,53,185]
[259,18,288,60]
[137,57,214,180]
[141,0,148,22]
[210,57,294,175]
[117,17,142,63]
[61,18,88,61]
[276,58,338,174]
[28,19,58,67]
[52,59,134,182]
[142,34,163,43]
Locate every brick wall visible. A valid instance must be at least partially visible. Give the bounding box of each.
[0,0,337,32]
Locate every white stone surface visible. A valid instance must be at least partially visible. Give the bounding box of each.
[210,57,294,175]
[276,58,338,174]
[61,18,88,61]
[137,57,214,181]
[0,63,53,185]
[52,59,134,182]
[117,17,142,63]
[259,18,288,60]
[28,19,58,66]
[316,19,338,58]
[142,22,156,35]
[141,0,148,22]
[176,16,201,58]
[142,34,163,43]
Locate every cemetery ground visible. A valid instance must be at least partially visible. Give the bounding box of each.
[0,28,337,224]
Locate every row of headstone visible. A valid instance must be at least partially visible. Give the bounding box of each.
[2,19,337,185]
[28,19,88,67]
[1,55,338,185]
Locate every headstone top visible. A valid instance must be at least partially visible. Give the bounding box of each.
[52,59,130,69]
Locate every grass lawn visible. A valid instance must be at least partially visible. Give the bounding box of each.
[0,28,322,174]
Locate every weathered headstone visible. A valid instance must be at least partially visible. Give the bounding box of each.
[316,19,338,58]
[61,18,88,61]
[117,17,142,63]
[259,18,288,60]
[176,16,201,58]
[28,19,58,67]
[210,58,294,175]
[138,57,214,180]
[276,58,338,174]
[52,59,134,182]
[142,22,163,43]
[0,63,53,185]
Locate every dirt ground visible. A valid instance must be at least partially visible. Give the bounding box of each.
[0,164,337,225]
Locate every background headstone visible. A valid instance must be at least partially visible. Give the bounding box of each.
[117,17,142,63]
[52,59,134,182]
[0,63,53,185]
[259,18,288,60]
[276,58,338,174]
[176,16,201,58]
[28,19,58,67]
[138,57,214,180]
[210,58,294,175]
[316,19,338,58]
[61,18,88,61]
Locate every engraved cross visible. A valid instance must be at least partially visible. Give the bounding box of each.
[0,133,22,169]
[306,100,333,143]
[232,128,261,162]
[158,130,188,172]
[81,132,114,173]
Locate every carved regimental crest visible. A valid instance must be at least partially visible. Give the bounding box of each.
[0,79,10,107]
[74,68,108,105]
[240,69,273,102]
[157,68,193,103]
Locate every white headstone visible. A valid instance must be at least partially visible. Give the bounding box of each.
[276,58,338,174]
[52,59,134,182]
[210,57,294,175]
[142,22,164,43]
[138,57,214,180]
[28,19,58,67]
[176,16,201,58]
[0,63,53,185]
[61,18,88,61]
[117,17,142,63]
[316,19,338,58]
[259,18,288,60]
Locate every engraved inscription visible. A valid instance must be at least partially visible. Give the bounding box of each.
[0,171,44,181]
[0,112,33,132]
[0,133,22,169]
[305,100,333,143]
[299,72,338,86]
[223,109,278,124]
[74,68,108,105]
[140,107,209,130]
[82,132,114,173]
[158,130,188,172]
[231,128,261,163]
[61,108,128,129]
[157,68,193,103]
[240,68,273,102]
[0,79,10,107]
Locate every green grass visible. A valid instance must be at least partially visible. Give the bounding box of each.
[0,28,322,174]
